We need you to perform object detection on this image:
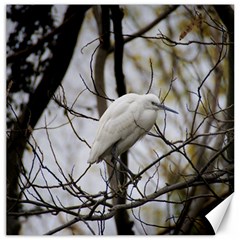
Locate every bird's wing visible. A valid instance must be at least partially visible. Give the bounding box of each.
[88,95,138,163]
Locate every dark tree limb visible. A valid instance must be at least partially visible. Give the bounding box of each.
[110,5,134,235]
[6,6,90,234]
[110,6,126,97]
[123,5,178,45]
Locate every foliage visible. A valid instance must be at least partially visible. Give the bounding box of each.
[7,5,56,128]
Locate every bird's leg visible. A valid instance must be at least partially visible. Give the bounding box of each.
[111,144,139,182]
[108,145,119,187]
[111,143,119,164]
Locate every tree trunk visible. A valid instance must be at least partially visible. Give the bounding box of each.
[6,6,90,234]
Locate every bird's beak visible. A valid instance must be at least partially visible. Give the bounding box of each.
[158,103,178,114]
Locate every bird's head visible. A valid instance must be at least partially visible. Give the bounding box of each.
[144,94,178,114]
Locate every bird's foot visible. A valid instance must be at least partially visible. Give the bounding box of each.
[129,172,141,185]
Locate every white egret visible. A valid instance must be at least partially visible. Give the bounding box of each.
[88,93,178,200]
